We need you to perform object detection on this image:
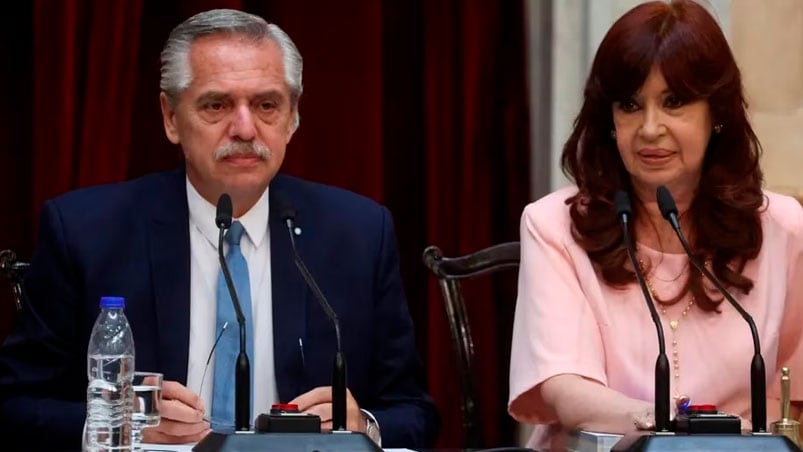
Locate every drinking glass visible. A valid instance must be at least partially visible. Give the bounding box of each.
[132,371,163,450]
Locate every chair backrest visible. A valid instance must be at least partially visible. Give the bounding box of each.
[422,241,520,448]
[1,249,29,311]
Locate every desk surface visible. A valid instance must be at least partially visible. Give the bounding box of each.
[567,431,623,452]
[141,431,626,452]
[142,445,416,452]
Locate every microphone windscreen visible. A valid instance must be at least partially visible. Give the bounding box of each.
[656,185,678,220]
[216,193,233,228]
[614,190,632,219]
[273,192,297,222]
[280,205,296,222]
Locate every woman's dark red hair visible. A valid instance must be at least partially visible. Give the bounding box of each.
[562,0,764,310]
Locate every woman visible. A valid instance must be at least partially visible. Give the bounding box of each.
[507,1,803,449]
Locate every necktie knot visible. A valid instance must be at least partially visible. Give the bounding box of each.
[225,221,245,246]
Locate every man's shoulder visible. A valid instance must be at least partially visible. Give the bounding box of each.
[47,169,185,225]
[51,169,183,208]
[270,174,393,262]
[272,173,386,219]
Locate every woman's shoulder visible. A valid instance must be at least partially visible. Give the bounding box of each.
[521,186,579,236]
[762,190,803,236]
[523,185,578,217]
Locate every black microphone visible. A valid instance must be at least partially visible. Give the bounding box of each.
[215,193,251,432]
[615,191,671,432]
[193,195,379,452]
[276,199,347,432]
[0,249,30,311]
[0,249,30,275]
[656,185,767,433]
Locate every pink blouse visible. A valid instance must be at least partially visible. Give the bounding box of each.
[508,187,803,449]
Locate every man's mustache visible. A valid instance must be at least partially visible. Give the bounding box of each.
[213,141,271,161]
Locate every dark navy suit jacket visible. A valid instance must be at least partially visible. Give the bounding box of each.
[0,168,438,449]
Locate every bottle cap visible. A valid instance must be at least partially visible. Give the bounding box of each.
[100,296,125,308]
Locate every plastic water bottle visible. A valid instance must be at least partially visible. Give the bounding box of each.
[85,296,136,451]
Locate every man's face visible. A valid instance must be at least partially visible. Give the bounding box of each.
[160,34,297,209]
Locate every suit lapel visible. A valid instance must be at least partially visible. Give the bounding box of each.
[269,180,308,402]
[149,170,192,384]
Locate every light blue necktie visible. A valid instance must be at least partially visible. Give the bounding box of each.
[211,221,254,432]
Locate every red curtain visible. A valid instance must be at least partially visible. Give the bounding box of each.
[421,1,531,446]
[32,0,143,213]
[0,0,530,446]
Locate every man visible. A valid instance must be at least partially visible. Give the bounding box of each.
[0,9,438,449]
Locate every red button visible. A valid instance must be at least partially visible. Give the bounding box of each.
[271,403,300,411]
[688,404,717,413]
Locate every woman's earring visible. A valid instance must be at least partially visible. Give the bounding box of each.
[610,130,617,139]
[713,124,723,134]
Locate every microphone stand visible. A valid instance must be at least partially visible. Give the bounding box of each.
[656,186,766,433]
[215,194,251,432]
[281,210,347,431]
[193,193,380,452]
[615,191,671,432]
[612,189,801,452]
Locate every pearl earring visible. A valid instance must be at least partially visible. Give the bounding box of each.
[610,130,617,139]
[713,124,723,134]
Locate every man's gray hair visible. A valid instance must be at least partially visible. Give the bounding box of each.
[160,9,303,127]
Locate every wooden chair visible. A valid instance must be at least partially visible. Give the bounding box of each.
[422,242,520,448]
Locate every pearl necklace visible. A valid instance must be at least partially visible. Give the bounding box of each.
[638,255,694,400]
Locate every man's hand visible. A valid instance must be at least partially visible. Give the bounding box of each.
[141,380,210,444]
[290,386,365,432]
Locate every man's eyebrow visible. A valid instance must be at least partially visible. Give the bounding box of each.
[195,91,230,105]
[193,90,289,106]
[252,89,287,100]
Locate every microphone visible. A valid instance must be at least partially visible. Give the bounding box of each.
[615,191,671,432]
[0,249,30,311]
[193,197,377,452]
[0,249,30,275]
[276,198,347,432]
[215,193,252,431]
[656,185,767,433]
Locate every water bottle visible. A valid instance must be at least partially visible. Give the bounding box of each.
[85,296,136,451]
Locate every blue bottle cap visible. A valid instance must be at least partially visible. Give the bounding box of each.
[99,296,125,308]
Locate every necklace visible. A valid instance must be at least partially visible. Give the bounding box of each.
[638,255,694,400]
[651,259,689,283]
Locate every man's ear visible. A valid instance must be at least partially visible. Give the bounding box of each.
[160,92,181,144]
[285,108,299,144]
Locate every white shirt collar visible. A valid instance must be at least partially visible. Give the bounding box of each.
[186,178,270,249]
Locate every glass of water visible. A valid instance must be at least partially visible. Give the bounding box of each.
[132,371,163,450]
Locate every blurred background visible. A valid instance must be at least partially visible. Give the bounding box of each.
[0,0,800,447]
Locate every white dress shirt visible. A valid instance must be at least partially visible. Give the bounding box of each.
[184,179,278,418]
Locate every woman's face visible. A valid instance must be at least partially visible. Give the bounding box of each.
[612,66,713,198]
